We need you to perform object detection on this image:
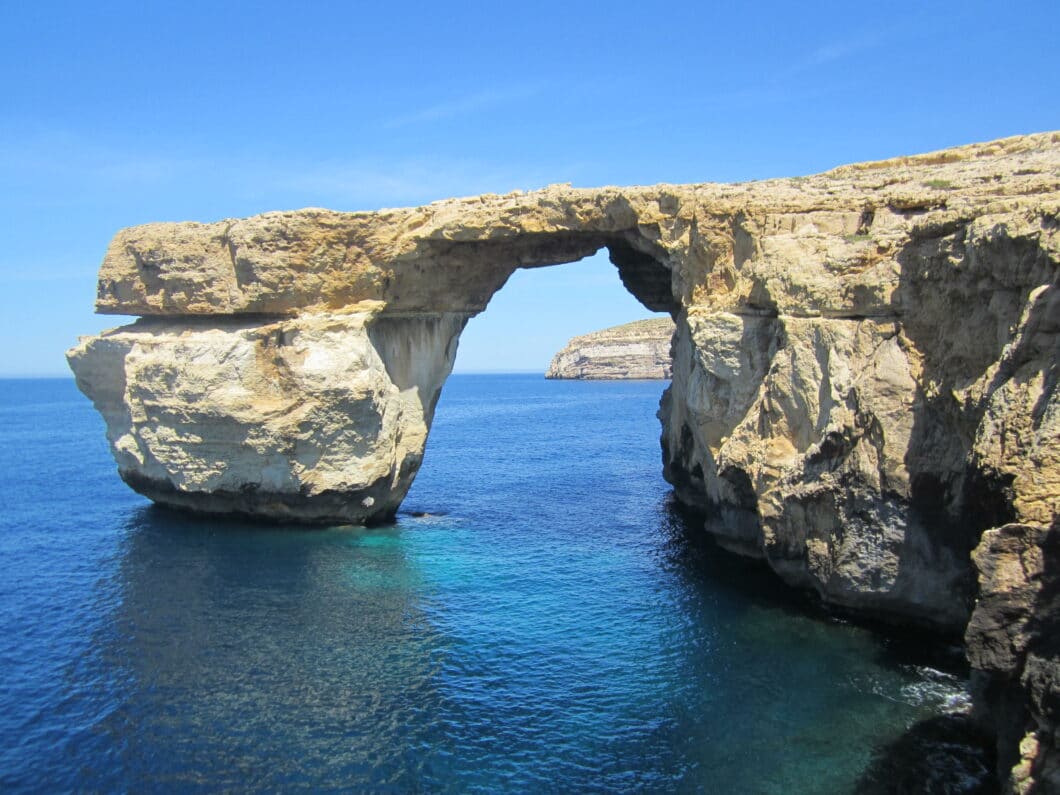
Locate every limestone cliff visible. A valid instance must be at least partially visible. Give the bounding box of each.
[69,312,463,524]
[966,521,1060,793]
[545,318,674,379]
[68,132,1060,791]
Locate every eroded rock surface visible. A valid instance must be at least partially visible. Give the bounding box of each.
[69,312,464,523]
[545,318,674,379]
[966,522,1060,793]
[70,132,1059,789]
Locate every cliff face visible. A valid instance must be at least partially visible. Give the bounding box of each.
[966,521,1060,793]
[69,312,464,523]
[69,132,1059,790]
[545,318,674,379]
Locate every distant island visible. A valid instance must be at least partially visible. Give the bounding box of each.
[545,318,674,380]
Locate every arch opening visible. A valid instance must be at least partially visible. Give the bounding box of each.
[410,230,680,320]
[406,244,677,517]
[451,244,675,376]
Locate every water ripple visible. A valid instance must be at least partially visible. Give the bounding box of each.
[0,376,979,792]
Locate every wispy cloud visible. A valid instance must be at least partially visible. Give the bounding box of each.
[0,125,204,192]
[268,154,578,211]
[0,124,573,217]
[806,37,872,67]
[658,30,892,120]
[0,265,98,283]
[792,28,892,74]
[381,86,541,129]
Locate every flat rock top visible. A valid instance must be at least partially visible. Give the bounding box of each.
[560,318,675,347]
[92,131,1060,318]
[546,318,675,380]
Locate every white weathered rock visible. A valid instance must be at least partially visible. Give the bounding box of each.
[546,318,674,379]
[69,312,465,523]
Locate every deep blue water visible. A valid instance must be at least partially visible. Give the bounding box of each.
[0,375,973,792]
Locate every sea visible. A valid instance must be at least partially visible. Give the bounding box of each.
[0,375,989,793]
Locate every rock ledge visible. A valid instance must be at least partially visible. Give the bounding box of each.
[545,318,674,379]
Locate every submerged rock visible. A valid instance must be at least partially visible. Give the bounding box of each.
[69,132,1060,788]
[857,713,996,794]
[545,318,674,379]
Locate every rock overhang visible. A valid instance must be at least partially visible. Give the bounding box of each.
[68,130,1060,788]
[91,133,1060,325]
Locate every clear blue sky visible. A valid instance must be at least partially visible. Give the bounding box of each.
[2,0,1057,375]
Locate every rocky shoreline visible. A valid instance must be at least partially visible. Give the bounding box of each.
[69,132,1060,791]
[545,318,674,379]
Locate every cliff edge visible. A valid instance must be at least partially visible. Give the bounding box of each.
[68,132,1060,791]
[545,318,674,379]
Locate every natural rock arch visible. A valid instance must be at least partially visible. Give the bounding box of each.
[70,136,1058,622]
[78,214,683,524]
[69,133,1060,788]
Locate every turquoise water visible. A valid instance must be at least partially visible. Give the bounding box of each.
[0,376,974,792]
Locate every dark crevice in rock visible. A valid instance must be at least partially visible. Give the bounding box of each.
[127,312,298,329]
[660,412,708,510]
[960,466,1018,532]
[857,207,877,235]
[120,470,401,526]
[606,238,677,314]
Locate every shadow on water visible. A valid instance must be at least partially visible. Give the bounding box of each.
[84,494,997,794]
[856,715,996,795]
[657,495,966,671]
[68,486,996,794]
[657,495,998,794]
[77,504,453,792]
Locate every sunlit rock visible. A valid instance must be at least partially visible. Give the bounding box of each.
[69,132,1060,788]
[546,318,674,380]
